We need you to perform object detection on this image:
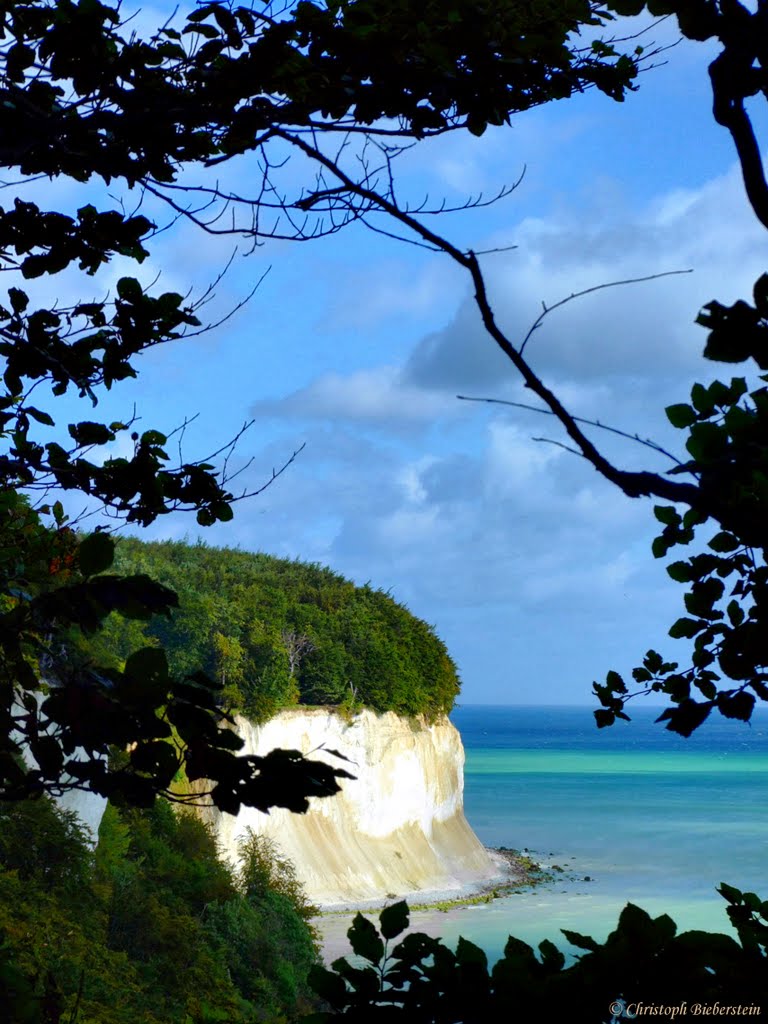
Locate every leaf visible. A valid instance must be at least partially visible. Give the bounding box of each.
[594,709,615,729]
[650,536,666,559]
[538,938,565,970]
[379,900,409,940]
[68,420,114,446]
[653,505,680,526]
[605,669,626,693]
[330,961,380,998]
[347,914,384,964]
[140,429,168,446]
[392,931,441,964]
[726,600,745,627]
[29,735,64,777]
[709,531,739,553]
[665,403,697,428]
[718,882,743,905]
[753,272,768,315]
[656,698,713,737]
[697,677,718,700]
[742,891,761,911]
[8,287,28,313]
[307,965,348,1009]
[691,381,715,414]
[78,531,115,576]
[666,561,693,583]
[616,902,654,937]
[668,617,703,639]
[26,406,55,426]
[116,277,143,302]
[124,647,169,679]
[212,501,233,522]
[167,701,218,743]
[718,690,755,721]
[455,936,487,968]
[130,741,178,782]
[561,928,599,952]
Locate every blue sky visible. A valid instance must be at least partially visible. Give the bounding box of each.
[23,9,768,705]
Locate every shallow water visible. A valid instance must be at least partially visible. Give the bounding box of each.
[318,704,768,964]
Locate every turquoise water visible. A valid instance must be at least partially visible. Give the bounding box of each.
[320,703,768,963]
[450,704,768,956]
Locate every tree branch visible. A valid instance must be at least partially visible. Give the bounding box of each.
[273,128,706,511]
[456,395,686,466]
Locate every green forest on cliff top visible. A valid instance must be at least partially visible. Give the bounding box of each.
[81,536,460,723]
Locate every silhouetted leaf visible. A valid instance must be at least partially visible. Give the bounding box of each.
[348,914,384,964]
[78,532,115,576]
[308,964,349,1009]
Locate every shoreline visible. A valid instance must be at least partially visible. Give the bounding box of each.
[314,846,567,916]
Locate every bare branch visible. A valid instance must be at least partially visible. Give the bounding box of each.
[531,436,584,458]
[272,128,703,510]
[519,270,693,356]
[456,395,687,467]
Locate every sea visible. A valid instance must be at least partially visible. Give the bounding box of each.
[318,703,768,964]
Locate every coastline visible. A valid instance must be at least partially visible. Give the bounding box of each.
[314,846,563,916]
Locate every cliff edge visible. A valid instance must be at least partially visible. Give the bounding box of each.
[202,708,502,909]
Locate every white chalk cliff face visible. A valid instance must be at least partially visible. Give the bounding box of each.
[202,708,501,909]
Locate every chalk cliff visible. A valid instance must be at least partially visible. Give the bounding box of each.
[200,708,502,909]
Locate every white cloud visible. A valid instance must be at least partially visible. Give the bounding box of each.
[251,365,460,431]
[404,161,765,391]
[484,421,562,499]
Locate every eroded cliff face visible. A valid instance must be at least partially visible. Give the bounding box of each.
[202,708,501,908]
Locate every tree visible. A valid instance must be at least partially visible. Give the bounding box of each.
[0,0,653,807]
[281,630,316,680]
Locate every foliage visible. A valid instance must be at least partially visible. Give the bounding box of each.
[586,2,768,737]
[237,828,320,923]
[305,895,768,1022]
[1,507,354,811]
[206,829,320,1014]
[0,793,321,1023]
[86,537,460,722]
[0,0,651,807]
[0,0,642,188]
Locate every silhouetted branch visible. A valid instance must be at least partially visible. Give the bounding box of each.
[260,129,709,512]
[518,270,693,357]
[456,395,686,467]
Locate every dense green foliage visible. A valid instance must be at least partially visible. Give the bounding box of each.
[307,897,768,1022]
[85,537,460,722]
[0,795,320,1023]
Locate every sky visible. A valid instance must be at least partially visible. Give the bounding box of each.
[18,8,768,706]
